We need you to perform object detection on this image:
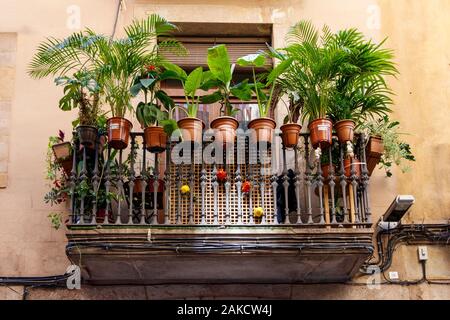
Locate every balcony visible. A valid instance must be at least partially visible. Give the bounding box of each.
[65,130,374,284]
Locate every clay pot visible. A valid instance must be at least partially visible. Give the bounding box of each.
[308,118,333,149]
[133,178,145,194]
[52,142,72,161]
[280,123,302,148]
[144,126,167,153]
[60,158,73,177]
[366,135,384,176]
[76,125,98,147]
[107,117,133,150]
[248,117,276,144]
[210,116,239,145]
[321,164,337,181]
[177,117,205,146]
[133,178,165,194]
[335,120,356,143]
[344,158,362,178]
[148,178,165,193]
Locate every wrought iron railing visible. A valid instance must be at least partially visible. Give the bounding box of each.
[67,130,372,228]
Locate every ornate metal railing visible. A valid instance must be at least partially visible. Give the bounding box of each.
[67,131,372,228]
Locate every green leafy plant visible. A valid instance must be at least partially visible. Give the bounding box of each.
[360,116,415,177]
[54,70,103,126]
[47,213,63,230]
[279,21,345,123]
[28,14,185,119]
[236,52,292,118]
[327,29,398,124]
[132,64,180,135]
[200,44,252,116]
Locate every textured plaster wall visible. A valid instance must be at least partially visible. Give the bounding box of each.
[0,0,448,300]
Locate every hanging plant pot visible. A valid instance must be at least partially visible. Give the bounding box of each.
[280,123,302,148]
[76,125,98,147]
[344,157,362,179]
[335,120,356,143]
[210,116,239,145]
[321,163,338,183]
[107,117,133,150]
[177,117,205,146]
[132,177,165,194]
[60,158,73,177]
[366,135,384,176]
[308,118,333,149]
[148,178,165,193]
[52,142,72,161]
[247,118,276,145]
[132,177,145,194]
[144,126,167,153]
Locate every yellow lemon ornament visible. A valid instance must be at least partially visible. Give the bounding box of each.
[253,207,264,218]
[180,185,190,194]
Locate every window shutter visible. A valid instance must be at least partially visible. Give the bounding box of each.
[160,36,272,70]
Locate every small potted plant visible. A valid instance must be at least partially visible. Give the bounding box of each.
[201,44,252,144]
[104,16,182,150]
[236,52,292,145]
[281,21,338,149]
[328,28,397,143]
[360,116,415,177]
[164,64,208,145]
[51,130,71,162]
[280,93,303,148]
[132,65,179,153]
[55,71,103,147]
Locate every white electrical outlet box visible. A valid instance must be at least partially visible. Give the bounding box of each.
[418,246,428,261]
[389,271,399,280]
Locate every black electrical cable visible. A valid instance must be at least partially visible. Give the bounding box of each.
[110,0,123,40]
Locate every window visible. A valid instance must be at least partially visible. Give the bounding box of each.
[159,22,273,127]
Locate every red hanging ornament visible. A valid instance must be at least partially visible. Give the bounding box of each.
[216,169,227,182]
[242,181,251,193]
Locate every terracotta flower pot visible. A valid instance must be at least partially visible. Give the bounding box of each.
[177,117,205,146]
[133,177,165,194]
[76,125,98,147]
[344,158,362,178]
[321,164,337,180]
[144,126,167,153]
[210,116,239,145]
[52,142,72,161]
[248,117,276,145]
[60,158,73,177]
[148,178,165,193]
[280,123,302,148]
[366,135,384,176]
[335,119,356,143]
[308,118,333,149]
[107,117,133,150]
[133,178,145,194]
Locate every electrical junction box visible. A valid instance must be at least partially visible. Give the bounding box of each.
[418,246,428,261]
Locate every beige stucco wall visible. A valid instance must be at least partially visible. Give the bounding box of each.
[0,0,448,299]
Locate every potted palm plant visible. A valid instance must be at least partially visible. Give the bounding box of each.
[29,14,181,150]
[102,15,183,150]
[281,21,343,149]
[236,53,292,144]
[201,44,252,144]
[163,64,209,145]
[29,40,104,147]
[328,29,398,143]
